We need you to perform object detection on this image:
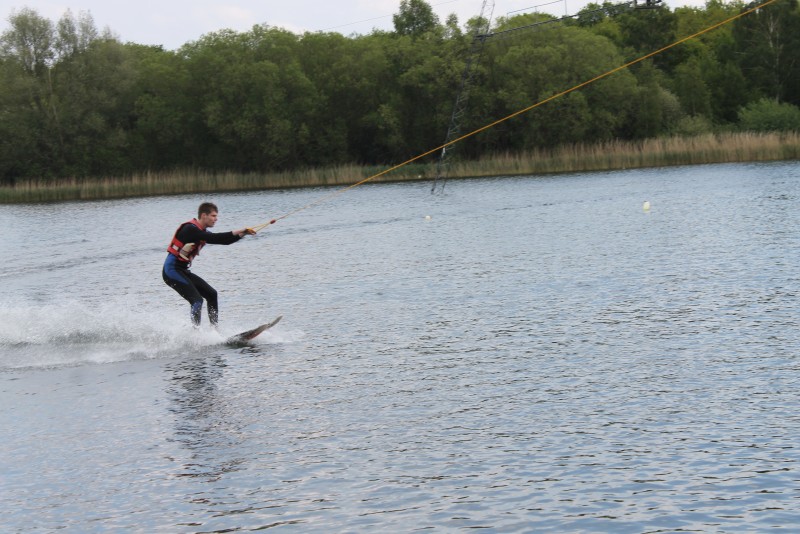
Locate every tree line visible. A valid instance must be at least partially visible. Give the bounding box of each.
[1,0,799,184]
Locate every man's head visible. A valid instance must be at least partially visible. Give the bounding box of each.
[197,202,218,228]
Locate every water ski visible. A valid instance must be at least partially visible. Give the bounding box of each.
[225,316,282,346]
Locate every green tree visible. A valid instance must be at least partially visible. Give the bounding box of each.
[627,61,683,138]
[1,8,63,177]
[50,38,141,176]
[672,56,711,118]
[181,26,324,171]
[671,1,751,124]
[705,59,750,124]
[393,0,439,37]
[612,6,679,70]
[295,32,356,165]
[55,9,98,58]
[129,46,194,169]
[0,7,133,179]
[732,0,800,105]
[0,57,41,181]
[738,98,800,131]
[0,7,54,75]
[346,34,407,163]
[479,22,639,151]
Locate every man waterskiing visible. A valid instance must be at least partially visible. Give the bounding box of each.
[163,202,254,327]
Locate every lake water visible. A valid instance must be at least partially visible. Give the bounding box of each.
[2,161,800,532]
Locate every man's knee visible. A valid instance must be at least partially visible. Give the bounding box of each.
[203,287,218,306]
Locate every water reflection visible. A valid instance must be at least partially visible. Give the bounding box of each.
[166,355,245,483]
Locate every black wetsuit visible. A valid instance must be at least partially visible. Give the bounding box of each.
[162,223,241,326]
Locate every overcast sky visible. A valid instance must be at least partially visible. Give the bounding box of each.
[1,0,707,50]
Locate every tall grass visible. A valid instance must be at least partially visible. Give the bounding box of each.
[448,131,800,178]
[1,132,798,204]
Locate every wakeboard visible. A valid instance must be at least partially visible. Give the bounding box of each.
[225,316,282,346]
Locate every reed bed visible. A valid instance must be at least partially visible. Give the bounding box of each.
[448,131,800,178]
[2,132,798,204]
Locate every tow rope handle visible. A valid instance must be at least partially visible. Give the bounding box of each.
[249,219,277,234]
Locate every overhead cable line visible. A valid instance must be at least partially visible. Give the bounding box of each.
[508,1,566,17]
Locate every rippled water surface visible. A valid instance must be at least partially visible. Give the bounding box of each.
[2,162,800,532]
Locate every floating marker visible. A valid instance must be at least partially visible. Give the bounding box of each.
[425,215,432,220]
[642,201,651,212]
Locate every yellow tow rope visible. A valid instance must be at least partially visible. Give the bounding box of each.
[249,0,779,234]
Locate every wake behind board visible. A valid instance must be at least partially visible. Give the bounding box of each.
[225,316,282,346]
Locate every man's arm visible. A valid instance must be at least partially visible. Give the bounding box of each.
[180,226,244,245]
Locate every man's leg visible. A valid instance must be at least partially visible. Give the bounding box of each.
[187,272,219,326]
[163,267,204,326]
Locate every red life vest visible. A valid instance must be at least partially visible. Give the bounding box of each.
[167,218,206,263]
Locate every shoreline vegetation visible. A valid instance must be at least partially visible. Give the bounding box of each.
[2,131,798,204]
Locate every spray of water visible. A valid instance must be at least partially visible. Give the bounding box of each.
[0,298,293,370]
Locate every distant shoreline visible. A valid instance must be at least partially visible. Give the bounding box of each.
[1,132,798,204]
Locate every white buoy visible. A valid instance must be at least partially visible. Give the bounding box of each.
[425,215,432,220]
[642,201,651,212]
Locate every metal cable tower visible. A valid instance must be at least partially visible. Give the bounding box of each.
[431,0,495,194]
